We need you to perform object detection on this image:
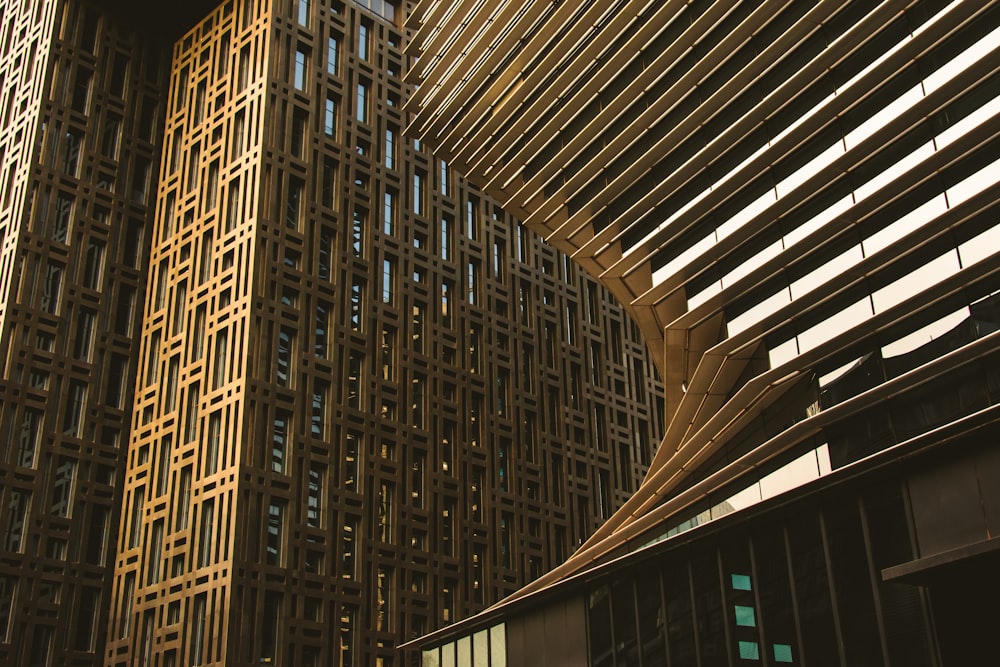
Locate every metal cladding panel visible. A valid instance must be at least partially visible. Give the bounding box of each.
[505,598,587,667]
[907,441,1000,559]
[406,0,1000,606]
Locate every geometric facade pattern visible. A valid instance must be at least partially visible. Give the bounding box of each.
[0,2,168,664]
[0,1,664,666]
[404,0,1000,660]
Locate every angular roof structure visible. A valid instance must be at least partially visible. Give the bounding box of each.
[404,0,1000,605]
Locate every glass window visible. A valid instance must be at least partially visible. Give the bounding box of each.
[377,483,393,543]
[41,263,63,313]
[266,501,284,565]
[735,605,756,627]
[327,35,338,74]
[339,604,356,664]
[232,110,245,159]
[381,326,395,380]
[466,196,478,239]
[193,81,207,124]
[191,306,206,362]
[127,486,145,549]
[63,381,87,436]
[351,206,366,256]
[204,411,220,475]
[294,47,308,91]
[385,128,395,169]
[355,0,396,22]
[70,65,92,112]
[176,467,191,530]
[157,436,172,496]
[3,491,28,552]
[260,592,280,661]
[774,644,793,663]
[356,82,368,123]
[51,457,76,517]
[146,520,163,584]
[110,52,128,96]
[101,114,121,158]
[344,433,359,491]
[324,95,336,136]
[291,109,306,158]
[74,309,95,360]
[186,142,200,192]
[277,327,294,386]
[52,192,73,242]
[322,157,337,208]
[238,45,251,91]
[412,374,425,427]
[358,23,370,60]
[273,411,289,473]
[198,499,215,567]
[382,257,395,304]
[315,301,330,356]
[286,177,304,228]
[467,260,479,305]
[184,382,201,442]
[493,240,505,282]
[738,641,760,660]
[82,240,104,289]
[375,566,392,632]
[165,356,180,411]
[307,465,323,528]
[441,281,452,326]
[213,329,229,388]
[383,190,396,235]
[311,382,327,438]
[411,453,424,507]
[413,171,424,215]
[17,410,42,469]
[440,216,451,260]
[350,280,364,331]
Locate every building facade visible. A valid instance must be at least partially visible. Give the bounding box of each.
[0,1,663,666]
[0,1,170,664]
[405,1,1000,665]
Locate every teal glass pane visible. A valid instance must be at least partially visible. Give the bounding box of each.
[738,641,760,660]
[774,644,793,663]
[731,573,752,591]
[735,605,756,627]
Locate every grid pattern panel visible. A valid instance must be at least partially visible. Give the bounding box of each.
[106,1,664,666]
[0,1,168,665]
[104,1,271,664]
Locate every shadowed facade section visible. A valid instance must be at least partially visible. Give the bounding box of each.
[404,1,1000,665]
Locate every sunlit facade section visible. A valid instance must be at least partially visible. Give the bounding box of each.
[104,1,664,666]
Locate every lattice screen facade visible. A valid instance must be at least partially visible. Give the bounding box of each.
[0,0,169,665]
[99,1,664,667]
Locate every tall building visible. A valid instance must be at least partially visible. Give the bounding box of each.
[0,1,663,666]
[405,1,1000,665]
[0,2,172,664]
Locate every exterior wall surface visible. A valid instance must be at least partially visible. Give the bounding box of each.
[101,1,664,666]
[405,0,1000,664]
[0,1,169,665]
[406,0,1000,593]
